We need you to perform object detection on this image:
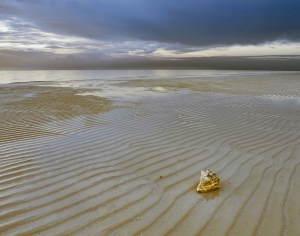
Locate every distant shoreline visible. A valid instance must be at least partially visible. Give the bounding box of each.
[1,56,300,71]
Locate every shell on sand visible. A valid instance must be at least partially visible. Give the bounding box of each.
[197,170,220,193]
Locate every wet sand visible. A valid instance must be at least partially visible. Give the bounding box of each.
[0,73,300,235]
[0,85,112,143]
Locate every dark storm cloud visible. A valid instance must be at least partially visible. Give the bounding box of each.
[1,0,300,46]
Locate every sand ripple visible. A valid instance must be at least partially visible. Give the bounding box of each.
[0,75,300,235]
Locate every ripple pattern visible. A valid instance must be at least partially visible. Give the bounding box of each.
[1,75,300,236]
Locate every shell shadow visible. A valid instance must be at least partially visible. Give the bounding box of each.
[199,188,220,202]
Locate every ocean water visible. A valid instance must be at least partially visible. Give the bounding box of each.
[0,70,295,85]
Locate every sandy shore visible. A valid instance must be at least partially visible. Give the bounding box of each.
[0,73,300,235]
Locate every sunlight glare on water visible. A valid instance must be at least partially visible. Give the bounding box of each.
[0,70,292,85]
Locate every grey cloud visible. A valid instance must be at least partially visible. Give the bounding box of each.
[45,45,63,49]
[1,0,300,47]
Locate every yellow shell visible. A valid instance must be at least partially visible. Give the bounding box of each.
[197,170,220,193]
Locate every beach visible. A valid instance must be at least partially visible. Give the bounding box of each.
[0,71,300,235]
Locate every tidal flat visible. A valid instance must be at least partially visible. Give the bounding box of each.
[0,71,300,235]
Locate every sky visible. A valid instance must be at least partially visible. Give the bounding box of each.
[0,0,300,70]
